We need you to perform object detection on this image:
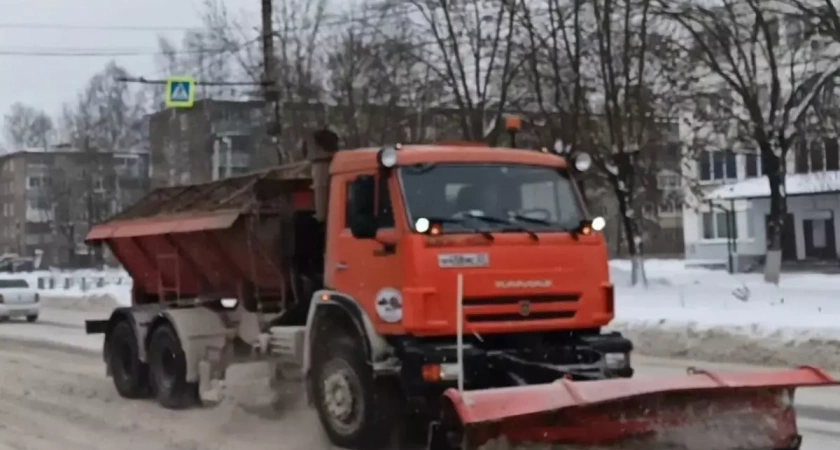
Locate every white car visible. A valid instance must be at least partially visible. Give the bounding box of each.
[0,278,39,322]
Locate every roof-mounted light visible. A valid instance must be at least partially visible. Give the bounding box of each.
[573,152,593,172]
[378,145,398,168]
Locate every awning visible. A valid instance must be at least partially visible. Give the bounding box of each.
[85,211,241,242]
[705,170,840,200]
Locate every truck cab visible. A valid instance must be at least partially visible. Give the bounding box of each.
[324,144,615,338]
[300,144,632,443]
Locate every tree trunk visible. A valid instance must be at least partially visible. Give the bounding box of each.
[614,184,646,286]
[763,150,786,284]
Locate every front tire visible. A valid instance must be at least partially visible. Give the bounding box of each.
[107,321,150,398]
[311,334,399,449]
[147,324,199,409]
[25,314,38,323]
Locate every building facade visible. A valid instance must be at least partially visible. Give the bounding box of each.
[678,6,839,269]
[0,148,150,267]
[147,99,271,188]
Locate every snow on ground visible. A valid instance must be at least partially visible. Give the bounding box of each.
[6,261,840,370]
[608,259,840,370]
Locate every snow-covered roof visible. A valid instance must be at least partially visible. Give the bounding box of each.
[705,171,840,200]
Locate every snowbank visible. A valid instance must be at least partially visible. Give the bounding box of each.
[609,259,840,370]
[1,268,131,310]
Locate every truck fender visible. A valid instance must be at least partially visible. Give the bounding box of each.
[302,290,392,376]
[146,307,230,383]
[102,305,163,367]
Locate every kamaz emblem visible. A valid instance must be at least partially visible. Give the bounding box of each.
[519,300,531,317]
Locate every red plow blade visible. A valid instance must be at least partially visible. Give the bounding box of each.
[433,367,838,450]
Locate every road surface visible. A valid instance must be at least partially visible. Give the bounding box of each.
[0,309,837,449]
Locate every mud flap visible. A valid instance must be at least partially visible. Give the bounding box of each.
[434,367,837,450]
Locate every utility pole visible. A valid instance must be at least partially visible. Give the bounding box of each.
[261,0,283,163]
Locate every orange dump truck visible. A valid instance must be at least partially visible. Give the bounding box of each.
[85,137,837,450]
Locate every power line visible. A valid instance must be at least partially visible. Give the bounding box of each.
[0,44,252,57]
[0,22,208,32]
[115,76,265,86]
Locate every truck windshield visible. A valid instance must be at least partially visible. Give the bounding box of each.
[399,163,584,233]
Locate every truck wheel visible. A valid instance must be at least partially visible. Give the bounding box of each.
[148,324,199,409]
[108,321,150,398]
[25,314,38,323]
[311,334,399,449]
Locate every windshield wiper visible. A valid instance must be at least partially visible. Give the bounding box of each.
[467,214,539,241]
[509,214,553,226]
[422,216,495,241]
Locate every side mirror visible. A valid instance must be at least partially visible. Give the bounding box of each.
[348,175,377,239]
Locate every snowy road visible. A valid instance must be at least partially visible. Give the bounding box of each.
[0,312,837,449]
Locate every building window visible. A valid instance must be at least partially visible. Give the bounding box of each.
[826,138,839,171]
[27,176,49,189]
[699,150,737,181]
[810,140,825,172]
[656,171,680,190]
[744,152,764,178]
[702,210,738,239]
[658,198,681,215]
[795,138,840,173]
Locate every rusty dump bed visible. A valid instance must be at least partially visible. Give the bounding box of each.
[85,162,314,304]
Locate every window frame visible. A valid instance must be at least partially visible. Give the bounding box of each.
[701,210,739,240]
[343,174,395,231]
[698,150,737,182]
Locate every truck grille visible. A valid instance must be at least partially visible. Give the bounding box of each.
[463,294,579,323]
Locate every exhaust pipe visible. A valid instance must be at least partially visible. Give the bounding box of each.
[306,129,339,223]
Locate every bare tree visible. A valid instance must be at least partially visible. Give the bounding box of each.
[405,0,522,143]
[518,0,690,283]
[61,62,148,153]
[55,62,148,265]
[323,3,447,147]
[658,0,840,280]
[3,103,55,149]
[782,0,839,42]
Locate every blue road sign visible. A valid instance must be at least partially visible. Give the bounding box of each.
[165,76,196,108]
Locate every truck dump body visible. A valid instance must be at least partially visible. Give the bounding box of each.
[85,163,314,307]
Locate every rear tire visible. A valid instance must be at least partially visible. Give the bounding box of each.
[311,334,400,449]
[108,321,150,398]
[147,324,199,409]
[25,314,38,323]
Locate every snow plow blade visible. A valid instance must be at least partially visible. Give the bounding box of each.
[430,367,838,450]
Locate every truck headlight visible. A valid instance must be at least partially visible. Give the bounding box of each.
[220,298,239,309]
[604,352,629,369]
[375,288,403,323]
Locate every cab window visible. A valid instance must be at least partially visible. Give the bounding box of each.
[344,175,394,228]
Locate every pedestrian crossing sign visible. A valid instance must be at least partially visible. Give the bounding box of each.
[165,76,196,108]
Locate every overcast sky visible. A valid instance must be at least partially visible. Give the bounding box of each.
[0,0,261,121]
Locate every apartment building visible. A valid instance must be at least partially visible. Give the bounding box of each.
[147,99,271,188]
[679,9,840,269]
[0,148,150,267]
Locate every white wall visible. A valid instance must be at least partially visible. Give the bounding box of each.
[749,193,840,260]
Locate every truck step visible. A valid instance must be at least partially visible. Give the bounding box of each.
[268,326,306,366]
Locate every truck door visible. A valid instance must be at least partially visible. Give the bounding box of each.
[326,171,403,327]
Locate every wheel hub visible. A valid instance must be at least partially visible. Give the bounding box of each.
[323,371,354,421]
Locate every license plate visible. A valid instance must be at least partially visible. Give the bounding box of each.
[438,253,489,268]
